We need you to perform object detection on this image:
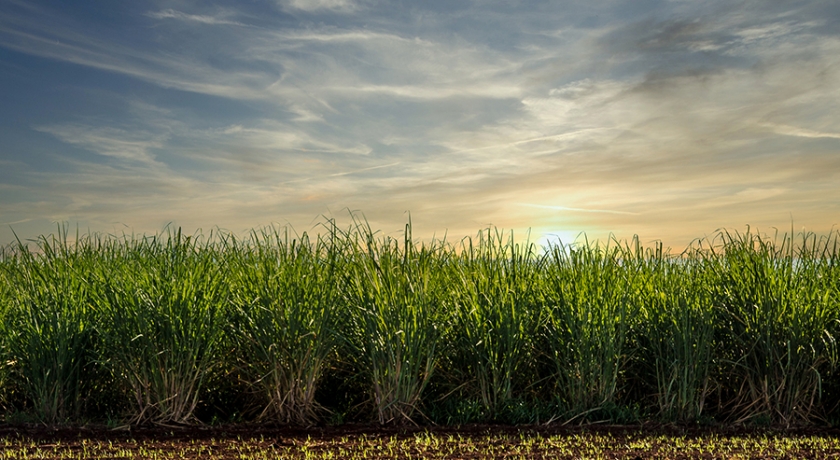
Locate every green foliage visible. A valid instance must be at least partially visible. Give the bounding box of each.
[447,229,541,419]
[227,225,341,425]
[637,243,716,422]
[341,218,446,424]
[92,228,227,425]
[709,229,839,425]
[0,218,838,427]
[0,229,98,423]
[541,237,640,420]
[0,249,12,411]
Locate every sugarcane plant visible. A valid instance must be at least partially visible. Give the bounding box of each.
[93,228,227,425]
[227,225,341,425]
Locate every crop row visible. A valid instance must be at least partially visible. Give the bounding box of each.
[0,218,838,427]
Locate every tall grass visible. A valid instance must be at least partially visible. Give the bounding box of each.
[709,229,840,425]
[342,220,445,424]
[227,226,341,425]
[0,219,838,427]
[0,246,13,410]
[0,229,97,423]
[93,228,227,425]
[639,243,716,422]
[541,238,639,420]
[448,229,540,418]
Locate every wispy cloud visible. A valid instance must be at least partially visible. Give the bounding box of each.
[762,123,840,139]
[329,162,401,177]
[0,218,33,226]
[280,0,359,13]
[275,161,401,185]
[520,204,640,216]
[212,123,373,155]
[34,124,165,164]
[146,9,247,26]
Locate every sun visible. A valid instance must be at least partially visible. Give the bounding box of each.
[535,229,585,251]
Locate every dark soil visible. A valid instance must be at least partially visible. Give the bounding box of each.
[1,423,839,459]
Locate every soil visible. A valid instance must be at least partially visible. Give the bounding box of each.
[1,423,839,459]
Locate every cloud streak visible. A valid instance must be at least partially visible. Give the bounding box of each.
[281,0,358,13]
[146,9,247,26]
[34,124,165,164]
[520,204,640,216]
[763,123,840,139]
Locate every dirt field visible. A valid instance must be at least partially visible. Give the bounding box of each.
[1,424,839,459]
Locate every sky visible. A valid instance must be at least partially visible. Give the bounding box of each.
[1,0,839,250]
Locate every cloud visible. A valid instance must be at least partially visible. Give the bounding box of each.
[212,122,373,155]
[328,162,400,178]
[146,9,247,26]
[762,123,840,139]
[735,21,819,44]
[520,203,640,216]
[280,0,358,13]
[276,29,405,43]
[34,124,165,164]
[334,83,521,100]
[0,218,33,226]
[1,5,523,119]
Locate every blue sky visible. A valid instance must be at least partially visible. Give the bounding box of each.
[1,0,839,248]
